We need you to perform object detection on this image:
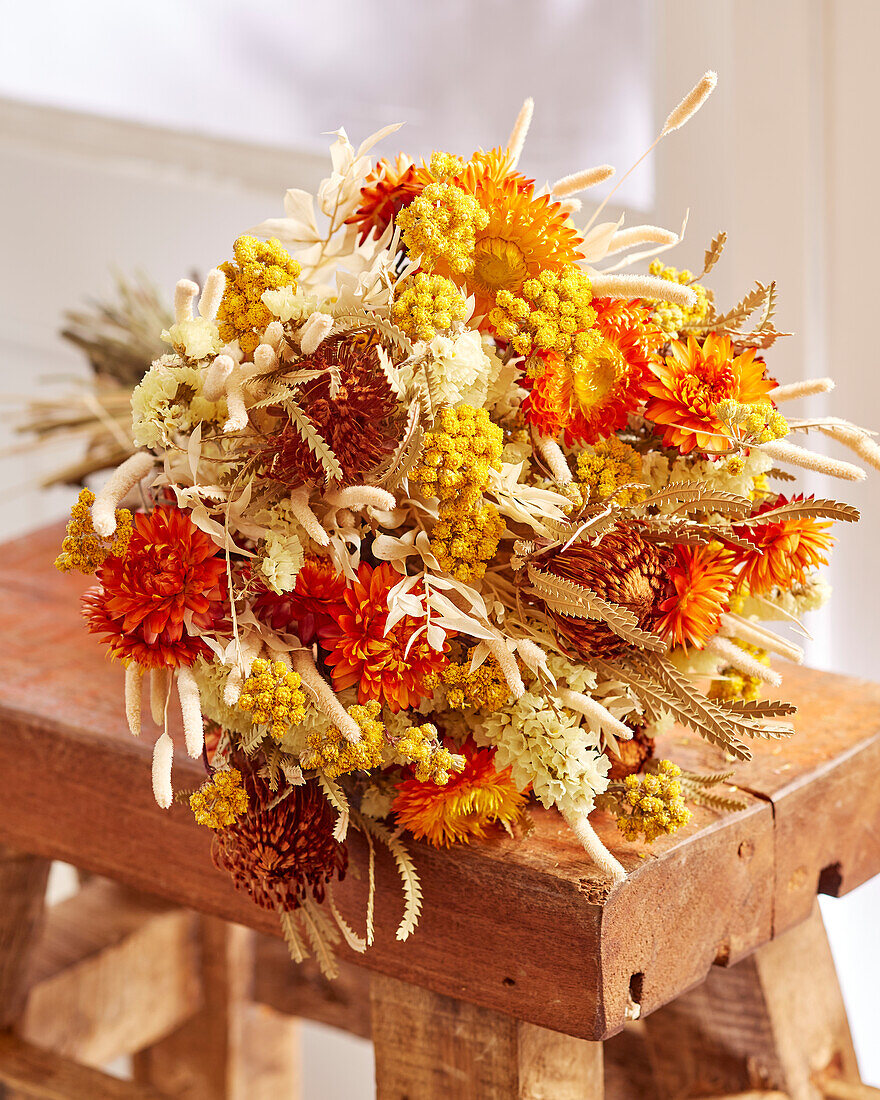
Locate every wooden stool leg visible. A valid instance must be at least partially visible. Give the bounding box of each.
[0,844,50,1029]
[642,903,861,1100]
[370,974,603,1100]
[132,917,300,1099]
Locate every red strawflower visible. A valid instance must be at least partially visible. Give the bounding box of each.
[253,555,348,644]
[83,505,226,669]
[318,561,450,711]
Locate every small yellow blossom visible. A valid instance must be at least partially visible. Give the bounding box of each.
[412,404,504,507]
[55,488,133,574]
[397,182,489,274]
[648,260,712,334]
[218,236,300,356]
[237,658,306,741]
[576,436,648,505]
[426,151,466,178]
[431,653,512,711]
[395,721,465,784]
[615,760,691,842]
[431,501,505,582]
[300,700,386,778]
[190,768,249,830]
[489,266,597,366]
[716,398,788,445]
[391,273,468,342]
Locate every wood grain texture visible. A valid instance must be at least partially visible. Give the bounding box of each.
[2,525,880,1040]
[17,879,200,1065]
[131,918,254,1099]
[642,904,859,1100]
[370,973,602,1100]
[0,1033,168,1100]
[0,844,50,1030]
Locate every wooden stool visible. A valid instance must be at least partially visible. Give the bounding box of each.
[1,525,879,1100]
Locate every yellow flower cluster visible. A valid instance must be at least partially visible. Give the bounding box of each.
[648,260,711,335]
[189,768,249,830]
[237,658,306,741]
[55,488,133,574]
[218,236,301,356]
[426,151,465,178]
[708,640,769,703]
[396,722,464,784]
[412,405,505,581]
[397,182,489,274]
[301,700,386,778]
[576,437,648,506]
[716,399,789,445]
[391,273,468,341]
[616,761,691,843]
[431,653,512,711]
[489,266,597,363]
[431,502,505,582]
[413,405,504,510]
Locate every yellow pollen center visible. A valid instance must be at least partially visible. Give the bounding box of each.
[570,341,625,413]
[470,238,529,296]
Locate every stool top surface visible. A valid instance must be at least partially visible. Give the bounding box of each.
[2,523,879,1040]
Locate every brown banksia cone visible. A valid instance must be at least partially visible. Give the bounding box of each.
[539,525,674,659]
[213,758,348,912]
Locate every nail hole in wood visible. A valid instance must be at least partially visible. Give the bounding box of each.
[818,861,843,897]
[628,971,644,1006]
[502,977,516,987]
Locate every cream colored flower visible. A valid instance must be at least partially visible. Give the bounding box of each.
[261,286,321,324]
[411,329,496,407]
[260,529,305,594]
[131,356,228,447]
[162,318,222,361]
[474,654,612,817]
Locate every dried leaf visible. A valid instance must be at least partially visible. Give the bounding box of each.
[286,398,343,485]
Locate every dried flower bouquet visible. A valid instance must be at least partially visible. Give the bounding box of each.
[55,72,878,974]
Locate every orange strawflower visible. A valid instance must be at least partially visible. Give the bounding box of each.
[655,543,736,650]
[83,505,227,669]
[733,495,834,595]
[422,150,584,318]
[318,562,451,711]
[392,739,528,847]
[345,155,427,244]
[253,555,347,644]
[525,296,664,444]
[644,333,776,455]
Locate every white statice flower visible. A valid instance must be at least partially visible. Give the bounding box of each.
[641,446,773,502]
[260,529,305,595]
[737,575,831,620]
[161,318,222,361]
[262,286,321,324]
[131,355,228,447]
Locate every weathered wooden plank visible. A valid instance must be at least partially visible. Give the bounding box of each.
[0,844,50,1030]
[370,973,602,1100]
[2,525,880,1041]
[0,1033,167,1100]
[17,879,201,1065]
[254,937,373,1039]
[642,904,860,1100]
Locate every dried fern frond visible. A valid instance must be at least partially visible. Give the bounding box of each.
[278,908,308,964]
[318,773,350,842]
[353,811,422,941]
[286,398,344,484]
[698,231,727,280]
[298,894,341,980]
[375,400,423,489]
[740,498,860,526]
